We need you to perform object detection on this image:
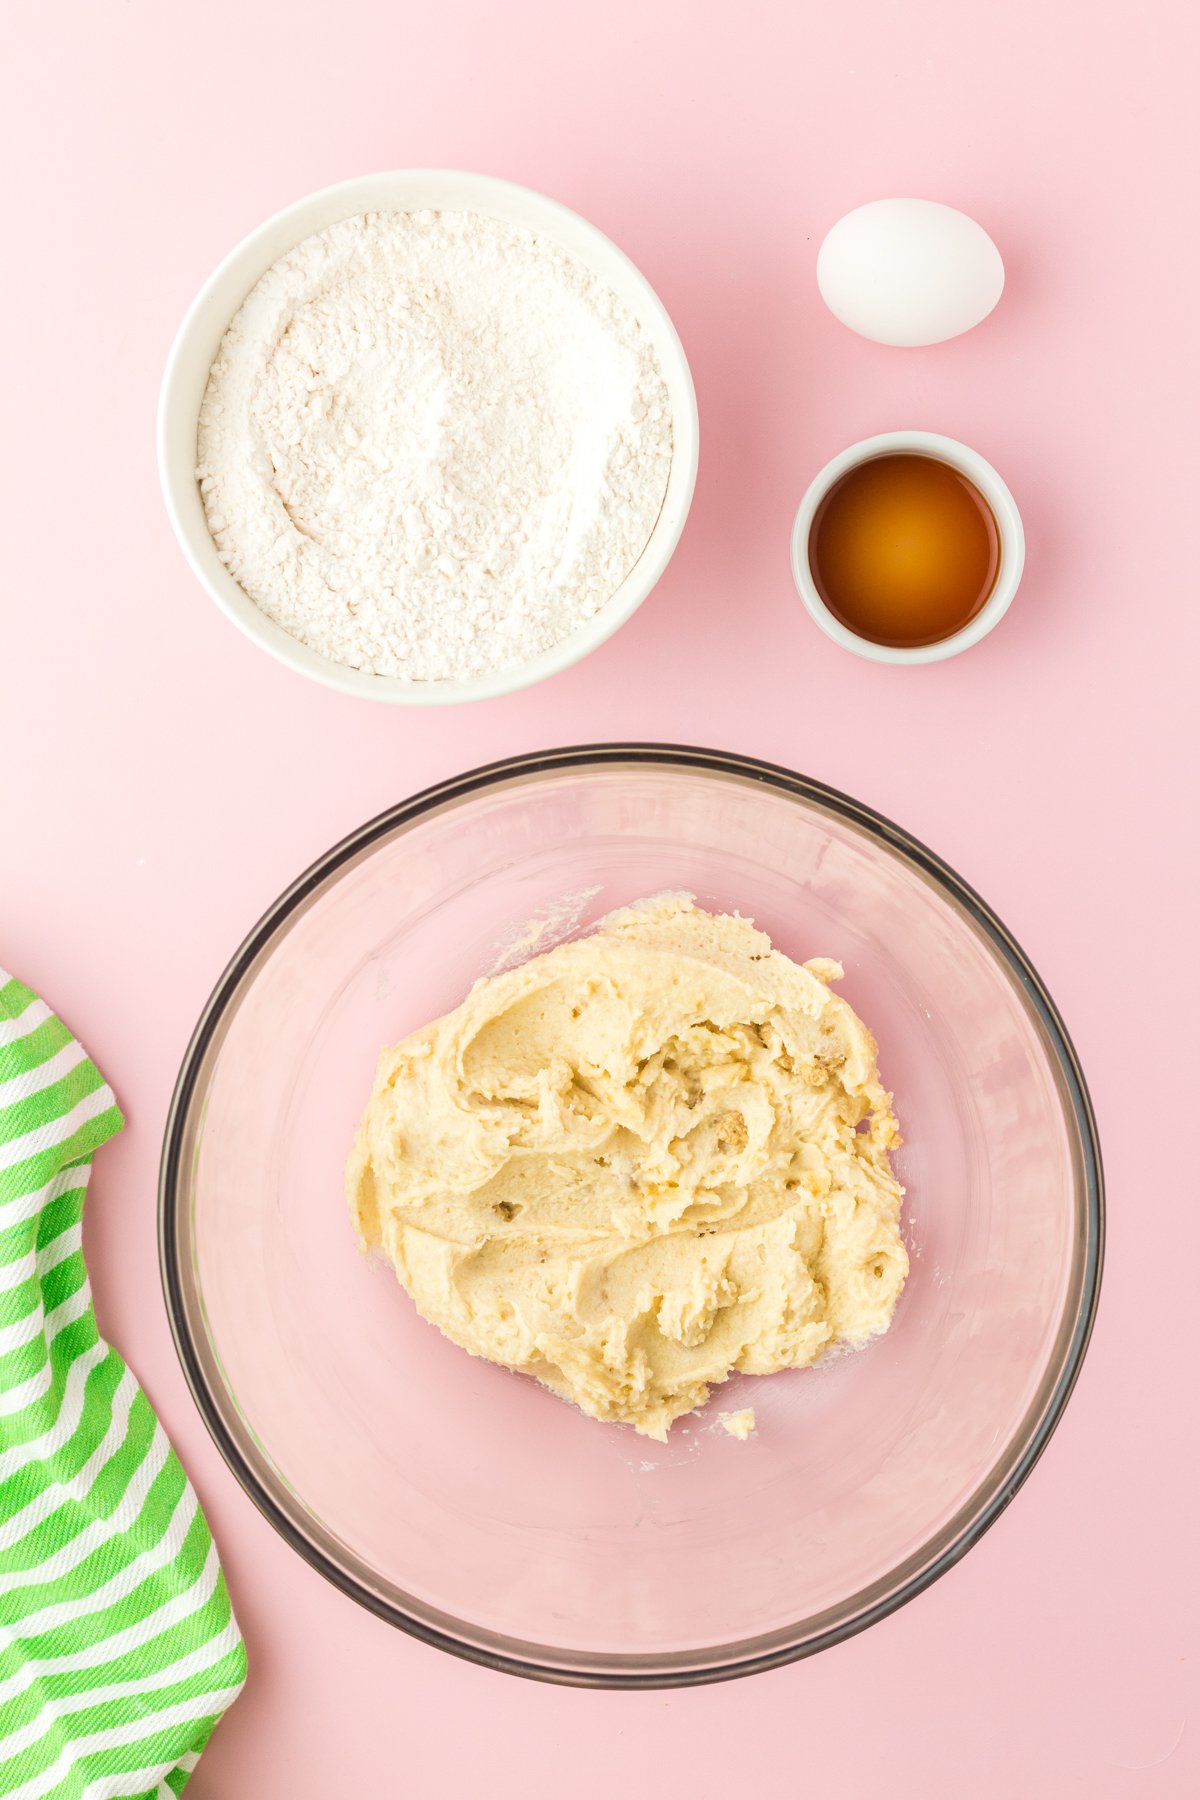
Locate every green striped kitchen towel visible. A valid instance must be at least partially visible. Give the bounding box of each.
[0,972,245,1799]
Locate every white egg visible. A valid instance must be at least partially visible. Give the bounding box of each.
[817,199,1004,347]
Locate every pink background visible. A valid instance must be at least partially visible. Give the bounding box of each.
[2,1,1195,1793]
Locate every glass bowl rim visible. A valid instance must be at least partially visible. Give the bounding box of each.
[158,742,1105,1687]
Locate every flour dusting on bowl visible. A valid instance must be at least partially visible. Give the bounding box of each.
[196,210,672,682]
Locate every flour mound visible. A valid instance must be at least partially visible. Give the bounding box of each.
[196,211,673,682]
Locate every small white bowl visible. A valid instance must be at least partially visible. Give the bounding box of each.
[789,431,1024,664]
[158,171,699,705]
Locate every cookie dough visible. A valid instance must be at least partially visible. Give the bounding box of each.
[346,897,907,1440]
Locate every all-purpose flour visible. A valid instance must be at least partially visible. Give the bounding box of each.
[196,211,673,682]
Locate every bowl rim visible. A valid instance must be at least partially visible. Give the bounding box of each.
[156,169,700,705]
[158,743,1104,1686]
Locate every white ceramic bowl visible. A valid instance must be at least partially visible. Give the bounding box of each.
[158,171,699,705]
[790,431,1025,665]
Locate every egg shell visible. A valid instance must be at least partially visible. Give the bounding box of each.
[817,199,1005,347]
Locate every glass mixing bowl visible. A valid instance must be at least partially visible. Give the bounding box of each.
[160,746,1103,1686]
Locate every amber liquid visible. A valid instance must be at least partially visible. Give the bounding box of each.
[808,453,1000,649]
